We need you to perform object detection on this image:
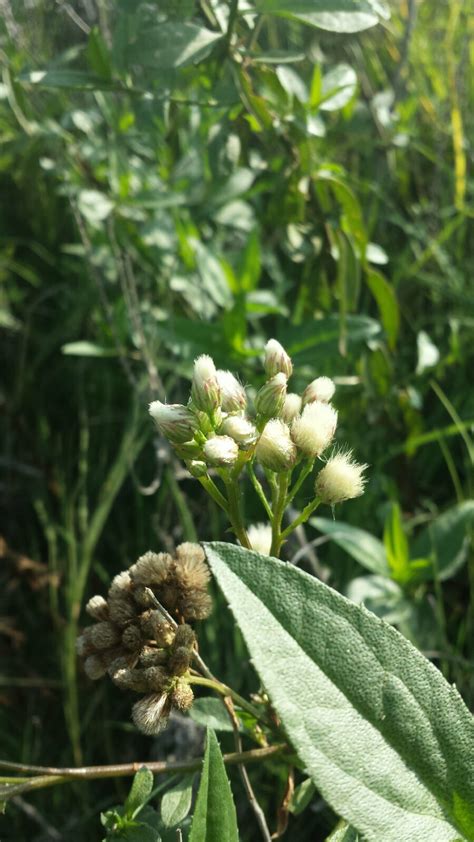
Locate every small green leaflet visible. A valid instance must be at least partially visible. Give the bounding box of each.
[189,729,239,842]
[205,542,474,842]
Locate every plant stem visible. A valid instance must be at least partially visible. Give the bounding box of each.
[286,459,315,506]
[270,473,289,557]
[248,462,273,520]
[0,745,286,802]
[187,675,263,722]
[224,475,251,548]
[281,499,321,541]
[197,475,230,514]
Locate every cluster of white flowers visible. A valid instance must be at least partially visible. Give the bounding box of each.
[149,339,367,518]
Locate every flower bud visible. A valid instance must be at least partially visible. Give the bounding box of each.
[191,355,221,414]
[171,680,194,712]
[88,621,121,650]
[132,692,171,735]
[85,595,109,621]
[247,523,272,556]
[216,370,247,412]
[149,401,198,444]
[84,655,107,680]
[315,451,367,505]
[188,460,208,478]
[255,419,297,472]
[303,376,335,405]
[291,401,337,457]
[264,339,293,378]
[203,435,239,467]
[255,372,287,418]
[220,415,257,448]
[121,624,142,651]
[280,392,302,424]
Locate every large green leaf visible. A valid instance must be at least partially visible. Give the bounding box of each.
[205,542,474,842]
[412,501,474,581]
[311,516,389,575]
[254,0,390,33]
[127,23,223,68]
[189,729,239,842]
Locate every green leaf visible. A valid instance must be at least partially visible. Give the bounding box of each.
[160,775,194,828]
[346,574,413,625]
[19,69,121,90]
[280,315,380,364]
[320,64,357,111]
[288,778,316,815]
[205,542,474,842]
[254,0,390,33]
[311,517,389,575]
[412,502,474,581]
[128,23,223,68]
[189,697,236,732]
[383,503,410,583]
[326,821,359,840]
[61,341,117,357]
[77,189,114,224]
[124,768,154,818]
[366,268,400,349]
[189,729,239,842]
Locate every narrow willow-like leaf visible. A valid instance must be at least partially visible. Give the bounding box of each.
[205,542,474,842]
[189,729,239,842]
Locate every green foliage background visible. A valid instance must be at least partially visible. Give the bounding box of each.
[0,0,473,839]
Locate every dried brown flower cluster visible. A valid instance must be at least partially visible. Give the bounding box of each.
[76,543,211,734]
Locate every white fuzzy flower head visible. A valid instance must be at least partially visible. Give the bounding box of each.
[203,435,239,467]
[149,401,197,444]
[303,376,336,405]
[255,419,297,472]
[191,354,221,413]
[315,451,368,505]
[264,338,293,379]
[280,392,302,424]
[216,370,247,412]
[132,692,171,735]
[255,372,287,418]
[291,401,338,457]
[247,523,272,556]
[220,415,257,448]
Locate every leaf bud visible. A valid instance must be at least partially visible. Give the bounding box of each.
[191,355,221,414]
[149,401,198,444]
[264,339,293,379]
[255,372,287,418]
[291,401,338,457]
[315,451,367,505]
[203,435,239,467]
[216,369,247,412]
[255,419,297,472]
[302,376,336,405]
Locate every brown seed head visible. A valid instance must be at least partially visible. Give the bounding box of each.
[89,621,121,651]
[171,681,194,712]
[85,595,109,621]
[129,551,171,587]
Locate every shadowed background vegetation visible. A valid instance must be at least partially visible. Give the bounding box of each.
[1,0,473,839]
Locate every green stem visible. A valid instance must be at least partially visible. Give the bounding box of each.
[281,498,321,541]
[224,476,251,548]
[187,675,264,723]
[197,475,230,514]
[286,459,315,506]
[248,462,273,520]
[270,473,289,558]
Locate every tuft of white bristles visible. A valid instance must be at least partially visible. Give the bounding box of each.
[280,392,302,424]
[264,338,293,379]
[220,415,257,448]
[255,419,297,472]
[315,450,367,504]
[203,435,239,467]
[303,376,335,405]
[291,401,338,457]
[216,370,247,412]
[247,523,273,556]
